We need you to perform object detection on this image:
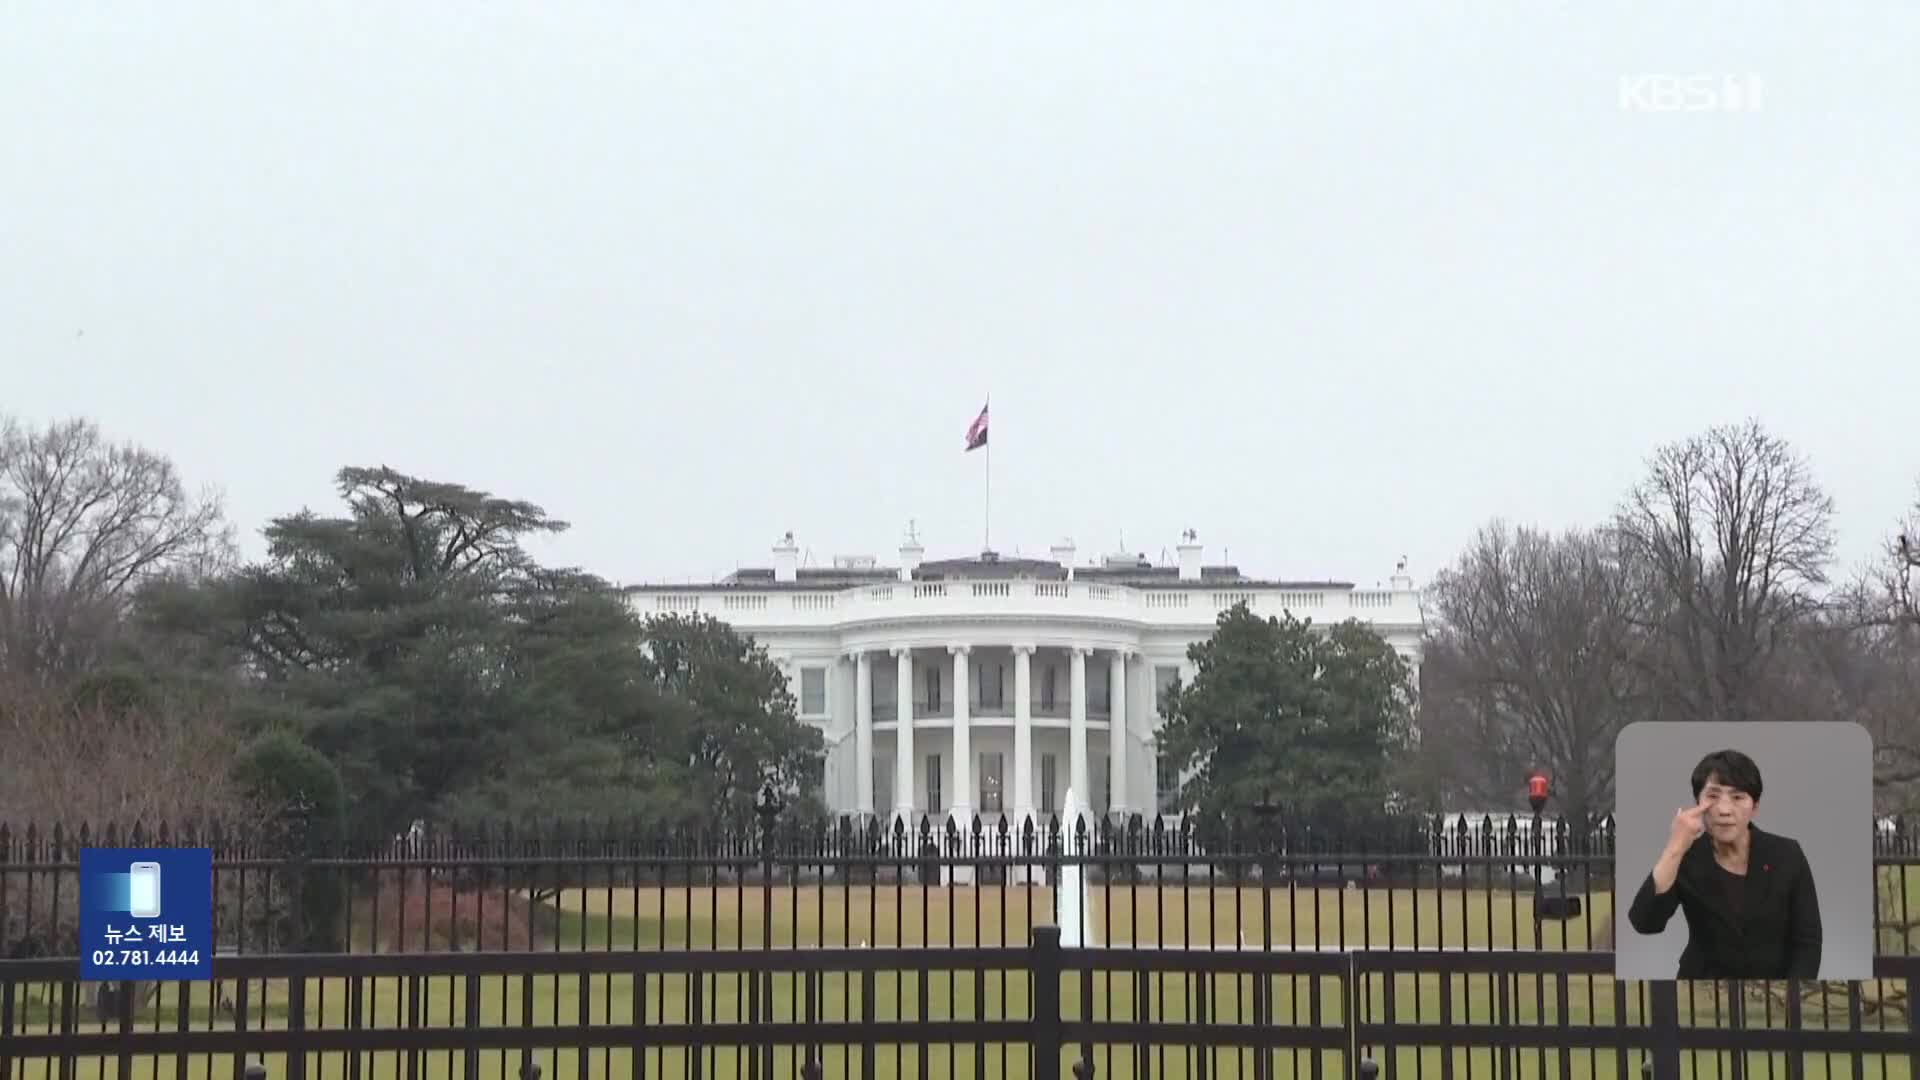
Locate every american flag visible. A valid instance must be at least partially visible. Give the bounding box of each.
[964,402,988,452]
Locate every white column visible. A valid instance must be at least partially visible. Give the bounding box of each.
[949,645,972,825]
[893,646,915,822]
[853,650,874,817]
[1069,646,1090,816]
[1109,649,1128,816]
[948,644,974,885]
[1013,644,1035,824]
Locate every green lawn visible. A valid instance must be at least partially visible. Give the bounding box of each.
[543,881,1618,951]
[6,881,1914,1080]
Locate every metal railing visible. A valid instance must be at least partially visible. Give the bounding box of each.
[7,812,1920,959]
[8,811,1920,1076]
[4,934,1917,1079]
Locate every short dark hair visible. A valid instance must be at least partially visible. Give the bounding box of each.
[1691,749,1763,802]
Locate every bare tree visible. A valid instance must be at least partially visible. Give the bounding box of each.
[0,677,255,825]
[1419,522,1653,822]
[1858,482,1920,631]
[1814,485,1920,806]
[0,416,234,682]
[1398,634,1532,811]
[0,676,260,992]
[1612,419,1834,725]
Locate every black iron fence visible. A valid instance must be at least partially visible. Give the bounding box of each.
[3,933,1918,1079]
[6,812,1612,958]
[7,813,1920,1076]
[7,812,1920,960]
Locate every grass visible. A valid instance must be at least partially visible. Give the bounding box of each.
[543,881,1618,951]
[5,881,1914,1080]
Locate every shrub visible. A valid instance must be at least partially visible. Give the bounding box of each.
[357,871,549,952]
[232,731,349,951]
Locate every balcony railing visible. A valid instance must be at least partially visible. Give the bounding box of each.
[870,702,1114,723]
[634,579,1420,627]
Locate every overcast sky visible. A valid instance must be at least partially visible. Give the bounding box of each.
[4,4,1916,590]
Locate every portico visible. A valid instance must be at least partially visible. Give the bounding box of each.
[849,643,1138,826]
[625,530,1426,828]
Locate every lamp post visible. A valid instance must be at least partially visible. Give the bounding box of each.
[1250,792,1281,1038]
[1526,769,1551,877]
[1526,769,1550,932]
[1251,792,1281,899]
[754,780,785,1080]
[755,779,785,938]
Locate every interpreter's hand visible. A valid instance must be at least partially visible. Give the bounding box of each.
[1667,796,1710,854]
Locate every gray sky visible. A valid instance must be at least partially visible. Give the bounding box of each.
[4,5,1916,591]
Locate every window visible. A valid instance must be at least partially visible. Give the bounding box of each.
[926,753,943,813]
[798,667,827,716]
[1090,670,1110,713]
[1099,754,1111,814]
[977,662,1004,709]
[1154,665,1181,713]
[875,759,894,814]
[1156,755,1181,814]
[980,752,1004,813]
[925,666,943,713]
[1041,666,1057,710]
[1040,753,1057,815]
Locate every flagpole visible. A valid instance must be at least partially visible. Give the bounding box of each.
[984,395,991,554]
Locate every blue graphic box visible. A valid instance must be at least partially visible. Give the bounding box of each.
[79,847,213,981]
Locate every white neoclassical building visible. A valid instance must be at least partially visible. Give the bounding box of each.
[625,531,1424,828]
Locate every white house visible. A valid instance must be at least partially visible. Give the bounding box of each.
[624,530,1424,827]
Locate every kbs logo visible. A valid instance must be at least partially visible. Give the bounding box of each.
[1619,74,1764,113]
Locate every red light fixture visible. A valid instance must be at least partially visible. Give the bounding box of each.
[1526,770,1550,814]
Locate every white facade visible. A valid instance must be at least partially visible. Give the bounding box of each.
[626,533,1424,828]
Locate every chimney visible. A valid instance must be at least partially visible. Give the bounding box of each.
[1177,529,1202,582]
[898,526,924,582]
[1049,538,1077,580]
[773,531,799,583]
[1390,556,1413,592]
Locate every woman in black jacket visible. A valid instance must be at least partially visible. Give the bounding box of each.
[1626,749,1822,980]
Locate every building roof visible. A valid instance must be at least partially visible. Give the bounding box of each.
[915,554,1064,580]
[729,566,899,584]
[623,549,1356,592]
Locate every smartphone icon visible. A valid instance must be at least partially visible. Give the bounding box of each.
[128,862,162,919]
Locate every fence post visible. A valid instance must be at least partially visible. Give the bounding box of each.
[1032,925,1063,1080]
[0,975,13,1080]
[1907,970,1920,1065]
[755,783,784,1080]
[1530,810,1543,946]
[275,803,314,953]
[1252,800,1278,1080]
[1646,980,1681,1080]
[287,973,307,1080]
